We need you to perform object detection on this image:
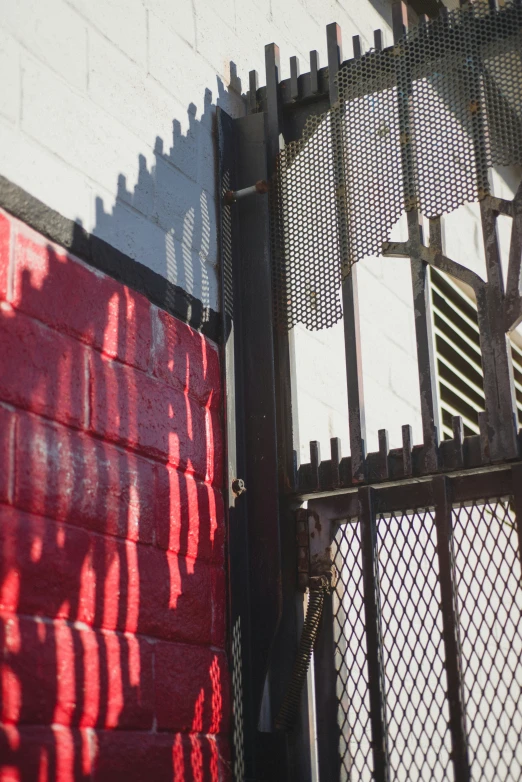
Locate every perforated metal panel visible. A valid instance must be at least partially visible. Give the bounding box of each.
[270,1,522,330]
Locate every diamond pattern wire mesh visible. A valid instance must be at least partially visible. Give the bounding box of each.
[231,617,245,782]
[270,0,522,331]
[377,509,454,781]
[453,499,522,781]
[330,499,522,781]
[332,521,374,781]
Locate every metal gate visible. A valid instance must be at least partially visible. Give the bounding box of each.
[304,469,522,781]
[218,2,522,779]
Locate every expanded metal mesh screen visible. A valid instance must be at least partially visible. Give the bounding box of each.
[332,522,373,780]
[453,499,522,781]
[271,1,522,330]
[377,509,453,781]
[332,499,522,781]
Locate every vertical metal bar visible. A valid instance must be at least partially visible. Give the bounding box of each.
[264,41,310,781]
[478,410,490,463]
[331,437,341,488]
[265,42,296,490]
[453,415,464,468]
[310,440,321,491]
[432,476,471,782]
[326,22,342,104]
[505,182,522,331]
[392,0,408,42]
[217,106,256,782]
[248,70,259,115]
[290,55,300,101]
[410,247,440,472]
[265,44,282,176]
[359,486,390,782]
[511,463,522,574]
[394,9,440,473]
[478,201,519,461]
[343,270,367,482]
[465,2,518,462]
[313,588,341,782]
[326,22,367,483]
[378,429,389,480]
[352,35,362,60]
[310,50,319,95]
[374,29,383,51]
[402,424,413,477]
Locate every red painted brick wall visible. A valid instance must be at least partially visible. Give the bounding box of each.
[0,209,230,780]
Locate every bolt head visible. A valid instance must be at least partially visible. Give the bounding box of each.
[232,478,246,496]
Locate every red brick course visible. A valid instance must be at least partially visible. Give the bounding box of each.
[14,412,156,544]
[0,211,229,780]
[12,232,152,372]
[0,307,87,429]
[0,406,14,505]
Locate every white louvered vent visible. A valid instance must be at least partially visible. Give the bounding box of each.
[430,267,522,440]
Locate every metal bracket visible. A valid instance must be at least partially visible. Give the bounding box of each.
[296,506,337,592]
[223,179,269,205]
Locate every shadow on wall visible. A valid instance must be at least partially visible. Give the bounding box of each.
[0,69,243,781]
[94,71,245,317]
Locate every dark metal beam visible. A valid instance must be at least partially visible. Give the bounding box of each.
[505,182,522,332]
[478,200,519,461]
[432,476,471,782]
[511,463,522,574]
[359,487,390,782]
[217,106,255,781]
[326,22,367,484]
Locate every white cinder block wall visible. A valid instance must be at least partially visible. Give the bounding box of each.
[0,0,434,464]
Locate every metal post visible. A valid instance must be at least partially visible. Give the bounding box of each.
[393,9,440,472]
[265,42,297,491]
[359,486,390,782]
[313,588,341,782]
[217,107,255,782]
[410,244,440,472]
[264,41,313,781]
[467,1,518,461]
[432,476,471,782]
[478,200,519,461]
[511,463,522,574]
[326,22,367,483]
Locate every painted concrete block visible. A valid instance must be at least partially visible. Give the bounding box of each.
[0,30,20,124]
[67,0,147,66]
[3,0,87,91]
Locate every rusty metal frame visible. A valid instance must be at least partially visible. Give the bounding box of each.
[304,463,522,780]
[220,2,522,780]
[273,2,522,497]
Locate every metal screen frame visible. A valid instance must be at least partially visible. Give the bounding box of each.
[219,3,522,780]
[306,465,522,781]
